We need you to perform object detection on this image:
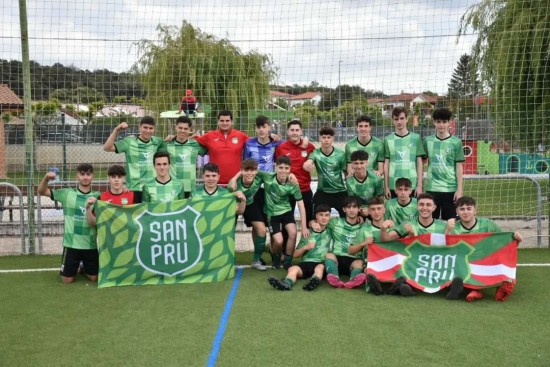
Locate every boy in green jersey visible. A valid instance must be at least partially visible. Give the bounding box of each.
[345,150,384,217]
[383,107,425,199]
[377,193,463,298]
[228,159,270,271]
[165,116,207,198]
[423,108,464,219]
[348,197,385,256]
[347,197,387,295]
[268,204,332,291]
[142,151,186,203]
[324,196,372,289]
[345,115,384,175]
[381,193,448,241]
[37,163,100,283]
[446,196,523,302]
[103,116,166,190]
[303,126,347,217]
[264,156,309,269]
[192,163,246,215]
[384,177,417,224]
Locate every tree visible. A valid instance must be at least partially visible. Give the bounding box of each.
[447,54,480,99]
[459,0,550,150]
[133,22,276,128]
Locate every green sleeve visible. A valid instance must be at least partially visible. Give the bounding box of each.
[422,137,429,159]
[114,137,129,153]
[142,187,150,202]
[291,183,302,201]
[383,138,390,159]
[416,135,425,157]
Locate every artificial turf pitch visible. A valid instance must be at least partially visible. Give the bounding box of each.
[1,250,549,366]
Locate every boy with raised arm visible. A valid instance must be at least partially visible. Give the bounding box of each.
[324,196,371,289]
[384,177,418,225]
[165,115,207,198]
[383,107,425,199]
[447,196,523,302]
[191,163,246,215]
[423,107,464,219]
[267,204,332,291]
[37,164,100,283]
[263,156,309,269]
[103,116,166,190]
[345,115,384,175]
[345,150,384,217]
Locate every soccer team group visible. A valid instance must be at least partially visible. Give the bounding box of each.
[36,106,522,302]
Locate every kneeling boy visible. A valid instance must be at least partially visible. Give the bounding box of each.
[268,204,332,291]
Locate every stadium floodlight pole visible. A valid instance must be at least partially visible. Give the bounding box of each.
[19,0,35,254]
[338,60,342,108]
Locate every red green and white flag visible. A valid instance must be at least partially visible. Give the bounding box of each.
[366,232,517,293]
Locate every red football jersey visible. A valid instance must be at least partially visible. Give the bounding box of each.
[99,190,142,205]
[275,139,315,192]
[195,129,249,184]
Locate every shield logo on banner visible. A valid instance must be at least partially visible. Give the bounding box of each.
[401,240,473,292]
[135,206,203,276]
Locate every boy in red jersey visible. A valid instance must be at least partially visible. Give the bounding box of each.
[85,165,142,227]
[275,119,315,223]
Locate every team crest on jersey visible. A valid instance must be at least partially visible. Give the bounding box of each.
[436,154,444,162]
[135,206,203,276]
[121,198,129,205]
[231,137,239,144]
[301,150,308,157]
[398,150,406,159]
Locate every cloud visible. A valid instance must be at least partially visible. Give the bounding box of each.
[1,0,478,95]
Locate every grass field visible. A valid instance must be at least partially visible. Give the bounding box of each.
[1,250,549,366]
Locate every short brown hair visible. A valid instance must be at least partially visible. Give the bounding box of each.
[392,107,408,118]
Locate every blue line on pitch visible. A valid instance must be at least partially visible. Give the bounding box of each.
[207,267,244,367]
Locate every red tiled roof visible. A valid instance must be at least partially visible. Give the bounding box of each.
[0,84,23,106]
[290,91,320,100]
[270,90,292,98]
[387,93,417,102]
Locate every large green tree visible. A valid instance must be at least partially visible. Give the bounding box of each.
[133,22,276,124]
[447,54,480,99]
[459,0,549,150]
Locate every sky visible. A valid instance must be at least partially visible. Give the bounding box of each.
[1,0,480,95]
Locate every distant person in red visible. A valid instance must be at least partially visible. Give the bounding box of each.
[85,165,142,227]
[195,110,249,185]
[178,89,198,116]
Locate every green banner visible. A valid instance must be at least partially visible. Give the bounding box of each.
[95,195,237,288]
